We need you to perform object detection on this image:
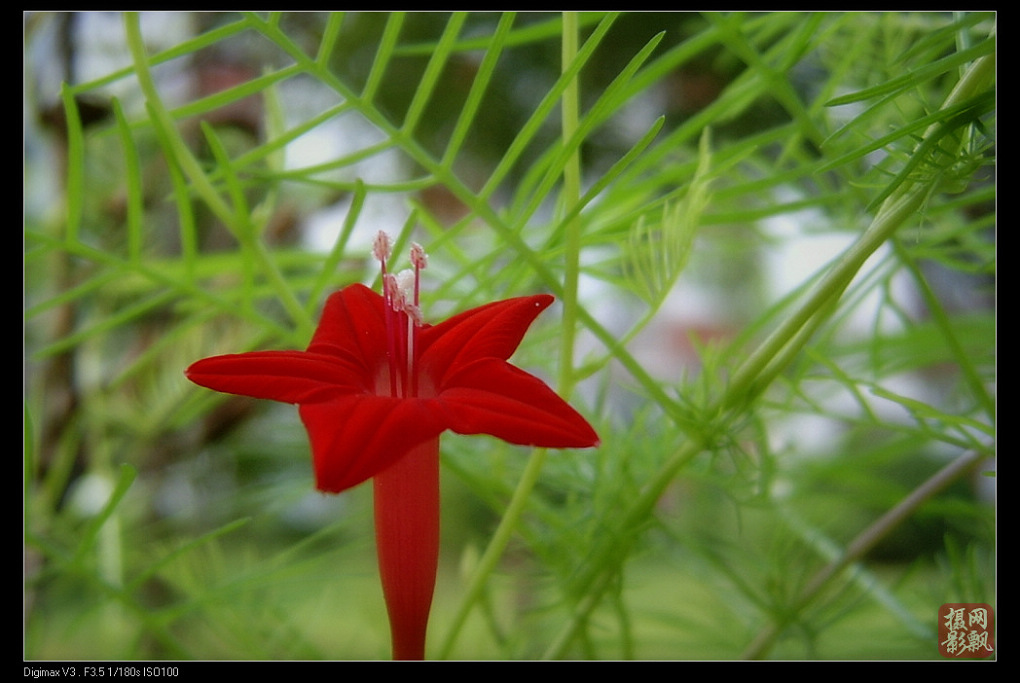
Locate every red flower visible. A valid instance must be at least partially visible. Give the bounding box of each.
[185,282,599,492]
[185,233,599,659]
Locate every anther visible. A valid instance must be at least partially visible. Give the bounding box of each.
[373,231,393,265]
[384,273,404,312]
[410,243,428,270]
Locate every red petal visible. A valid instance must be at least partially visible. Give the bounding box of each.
[306,284,387,369]
[185,351,366,403]
[438,358,600,448]
[419,294,553,388]
[300,396,449,493]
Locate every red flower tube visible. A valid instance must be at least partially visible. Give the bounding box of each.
[185,233,599,659]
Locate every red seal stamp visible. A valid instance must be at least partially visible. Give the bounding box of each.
[939,603,994,658]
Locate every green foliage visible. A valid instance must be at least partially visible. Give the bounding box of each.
[25,11,994,660]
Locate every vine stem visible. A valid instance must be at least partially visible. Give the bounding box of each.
[559,10,583,397]
[437,12,584,659]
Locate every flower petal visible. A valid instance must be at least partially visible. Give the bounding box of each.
[185,351,365,403]
[306,284,388,370]
[300,396,450,493]
[419,294,553,388]
[437,358,600,448]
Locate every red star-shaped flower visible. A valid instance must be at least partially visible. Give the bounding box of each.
[185,233,598,659]
[185,281,598,493]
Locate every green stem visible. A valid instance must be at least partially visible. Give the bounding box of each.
[437,13,584,659]
[436,446,549,659]
[559,10,583,396]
